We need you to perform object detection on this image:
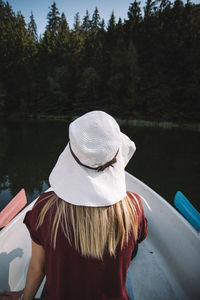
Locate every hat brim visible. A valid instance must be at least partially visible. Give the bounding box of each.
[49,132,136,207]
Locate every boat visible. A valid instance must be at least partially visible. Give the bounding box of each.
[0,172,200,299]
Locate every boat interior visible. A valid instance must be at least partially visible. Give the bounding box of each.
[0,173,200,300]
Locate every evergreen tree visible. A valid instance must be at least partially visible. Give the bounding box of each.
[82,10,91,31]
[57,12,70,52]
[28,11,38,41]
[106,11,117,51]
[46,1,60,38]
[74,12,80,32]
[27,12,38,59]
[159,0,171,12]
[116,18,123,34]
[0,1,15,67]
[107,11,116,32]
[144,0,159,19]
[41,2,61,56]
[99,18,105,31]
[125,1,142,44]
[127,0,142,24]
[73,12,82,44]
[91,7,100,31]
[60,12,69,31]
[72,12,84,54]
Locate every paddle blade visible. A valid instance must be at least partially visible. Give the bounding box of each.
[174,191,200,231]
[0,188,27,228]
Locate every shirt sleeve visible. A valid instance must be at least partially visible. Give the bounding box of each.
[128,192,148,243]
[23,209,42,245]
[23,192,53,245]
[138,213,148,243]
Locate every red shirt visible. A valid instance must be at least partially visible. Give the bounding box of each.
[24,191,148,300]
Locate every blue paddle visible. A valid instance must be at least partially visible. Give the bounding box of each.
[174,191,200,231]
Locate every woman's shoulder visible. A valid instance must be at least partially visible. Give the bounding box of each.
[23,190,55,245]
[24,191,55,226]
[33,190,55,210]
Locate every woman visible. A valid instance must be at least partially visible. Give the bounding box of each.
[0,111,148,300]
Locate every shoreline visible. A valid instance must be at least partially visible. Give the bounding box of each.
[1,113,200,131]
[31,114,200,132]
[115,118,200,132]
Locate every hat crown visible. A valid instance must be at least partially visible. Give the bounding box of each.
[49,110,136,206]
[69,111,121,167]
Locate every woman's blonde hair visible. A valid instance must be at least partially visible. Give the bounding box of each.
[36,192,138,259]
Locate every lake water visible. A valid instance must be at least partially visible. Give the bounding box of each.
[0,119,199,213]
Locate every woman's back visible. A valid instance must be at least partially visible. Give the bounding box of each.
[24,190,148,300]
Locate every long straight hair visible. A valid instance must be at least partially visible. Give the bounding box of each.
[36,192,139,259]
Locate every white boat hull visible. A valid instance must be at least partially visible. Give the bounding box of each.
[126,173,200,300]
[0,172,200,299]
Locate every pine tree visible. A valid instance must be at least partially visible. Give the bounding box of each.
[117,17,123,28]
[46,1,60,39]
[144,0,159,19]
[28,11,38,41]
[0,1,15,112]
[0,1,15,65]
[125,1,142,44]
[91,7,100,31]
[99,19,105,31]
[42,2,61,54]
[106,11,118,52]
[127,0,142,24]
[72,12,84,53]
[14,12,28,63]
[107,11,116,32]
[82,10,91,31]
[57,12,70,51]
[60,12,69,31]
[159,0,171,12]
[73,12,81,40]
[27,12,38,59]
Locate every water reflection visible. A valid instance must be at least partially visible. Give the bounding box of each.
[0,119,199,212]
[0,120,69,210]
[125,126,200,210]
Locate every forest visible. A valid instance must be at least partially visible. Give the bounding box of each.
[0,0,199,122]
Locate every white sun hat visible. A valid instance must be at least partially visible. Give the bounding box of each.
[49,111,136,207]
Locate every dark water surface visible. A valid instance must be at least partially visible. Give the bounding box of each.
[0,119,199,212]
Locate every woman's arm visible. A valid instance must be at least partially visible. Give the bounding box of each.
[23,240,45,300]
